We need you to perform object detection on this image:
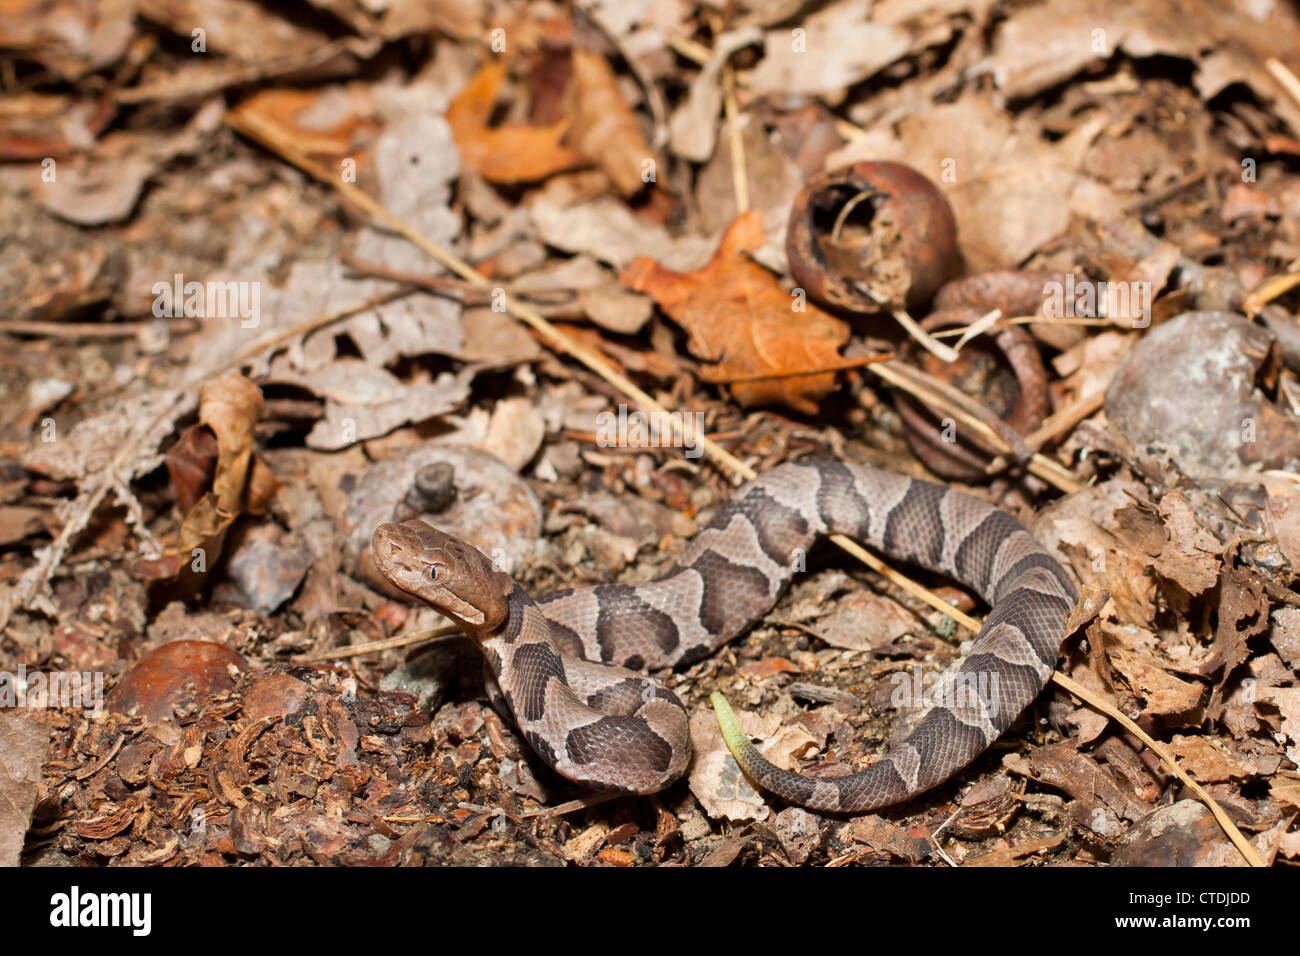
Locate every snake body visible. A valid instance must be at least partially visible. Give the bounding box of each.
[372,458,1076,812]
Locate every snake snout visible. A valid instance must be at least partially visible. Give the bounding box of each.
[372,522,424,571]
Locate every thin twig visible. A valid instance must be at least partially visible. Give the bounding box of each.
[1023,390,1106,451]
[1266,58,1300,115]
[855,283,960,364]
[0,317,195,339]
[564,428,742,448]
[928,314,1112,338]
[518,792,623,818]
[1050,671,1264,867]
[722,64,749,216]
[867,360,1081,492]
[294,625,461,663]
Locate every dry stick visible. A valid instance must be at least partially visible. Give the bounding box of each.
[294,625,461,663]
[880,358,1034,465]
[0,317,193,338]
[518,792,622,818]
[565,428,742,448]
[666,32,714,67]
[223,110,1261,866]
[856,284,960,364]
[722,64,749,216]
[1244,271,1300,315]
[868,360,1080,493]
[220,288,412,376]
[922,313,1109,453]
[1120,167,1209,214]
[1266,58,1300,113]
[1023,390,1106,451]
[928,314,1112,338]
[340,255,477,298]
[1051,671,1265,867]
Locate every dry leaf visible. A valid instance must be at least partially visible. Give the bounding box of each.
[229,87,368,158]
[687,705,773,823]
[1167,736,1251,783]
[529,191,713,272]
[164,424,219,516]
[1207,567,1268,718]
[668,26,762,161]
[1,0,135,81]
[747,0,911,98]
[132,372,276,585]
[138,0,333,61]
[33,99,225,227]
[992,0,1300,135]
[621,211,850,414]
[0,713,47,867]
[266,357,470,451]
[695,114,803,249]
[480,396,545,471]
[351,109,463,277]
[1151,492,1222,596]
[812,590,918,651]
[566,50,655,197]
[1107,644,1204,719]
[1261,687,1300,764]
[0,505,51,546]
[847,814,931,862]
[447,61,587,183]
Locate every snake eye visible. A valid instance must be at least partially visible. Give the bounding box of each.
[427,564,441,582]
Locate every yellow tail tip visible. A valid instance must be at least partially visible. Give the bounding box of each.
[710,691,751,761]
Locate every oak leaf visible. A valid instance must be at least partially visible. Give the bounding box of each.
[620,211,850,414]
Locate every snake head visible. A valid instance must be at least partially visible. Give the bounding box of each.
[371,520,513,635]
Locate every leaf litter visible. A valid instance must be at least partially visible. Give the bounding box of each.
[1,0,1299,869]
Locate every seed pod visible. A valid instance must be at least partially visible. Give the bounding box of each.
[786,161,958,313]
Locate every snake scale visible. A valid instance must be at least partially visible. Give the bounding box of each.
[372,457,1077,812]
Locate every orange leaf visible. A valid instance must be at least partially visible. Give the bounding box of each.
[231,88,370,159]
[596,847,635,866]
[740,657,801,677]
[448,61,587,183]
[620,212,851,415]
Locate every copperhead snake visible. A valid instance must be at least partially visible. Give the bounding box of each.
[372,457,1077,812]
